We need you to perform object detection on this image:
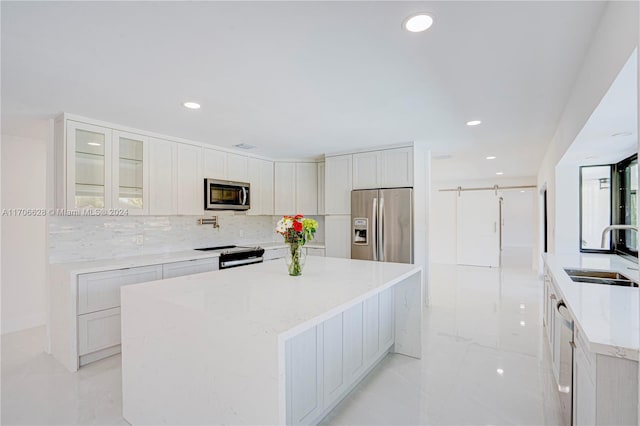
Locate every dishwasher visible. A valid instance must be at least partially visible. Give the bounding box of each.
[554,299,574,426]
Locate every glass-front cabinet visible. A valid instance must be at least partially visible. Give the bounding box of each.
[112,131,149,214]
[65,121,149,214]
[67,121,112,209]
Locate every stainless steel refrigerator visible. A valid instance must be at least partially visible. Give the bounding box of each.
[351,188,413,263]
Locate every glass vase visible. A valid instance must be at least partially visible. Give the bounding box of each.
[286,243,306,276]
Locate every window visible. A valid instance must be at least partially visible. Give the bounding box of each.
[580,165,612,251]
[615,155,638,256]
[579,154,638,258]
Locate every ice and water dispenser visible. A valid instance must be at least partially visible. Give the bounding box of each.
[353,218,369,245]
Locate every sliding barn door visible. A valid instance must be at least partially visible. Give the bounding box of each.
[456,191,500,267]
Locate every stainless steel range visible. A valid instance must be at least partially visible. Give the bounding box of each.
[194,245,265,269]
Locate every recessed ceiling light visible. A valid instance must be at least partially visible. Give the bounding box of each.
[486,156,496,160]
[87,142,101,146]
[466,120,482,126]
[496,368,504,376]
[520,321,526,327]
[496,172,504,175]
[183,101,201,110]
[403,14,433,32]
[611,131,632,137]
[520,190,525,193]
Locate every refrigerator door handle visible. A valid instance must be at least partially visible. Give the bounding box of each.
[379,196,385,261]
[372,197,378,261]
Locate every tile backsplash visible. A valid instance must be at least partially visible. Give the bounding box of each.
[49,213,325,263]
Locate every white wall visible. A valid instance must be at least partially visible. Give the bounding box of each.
[1,134,48,334]
[554,164,580,254]
[536,1,639,268]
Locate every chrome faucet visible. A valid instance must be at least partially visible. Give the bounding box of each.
[601,225,639,248]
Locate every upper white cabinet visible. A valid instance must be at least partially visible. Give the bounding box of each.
[274,162,318,216]
[176,143,203,215]
[381,147,413,188]
[274,162,297,215]
[248,158,274,216]
[227,153,249,182]
[202,149,249,183]
[65,121,113,209]
[149,138,178,215]
[352,151,379,190]
[203,148,227,180]
[296,163,318,215]
[325,155,352,215]
[352,147,413,190]
[112,131,149,215]
[317,162,325,215]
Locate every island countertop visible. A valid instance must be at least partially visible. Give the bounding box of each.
[543,253,639,360]
[121,256,420,339]
[121,257,423,425]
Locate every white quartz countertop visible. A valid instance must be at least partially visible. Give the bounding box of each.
[122,256,421,339]
[49,241,325,275]
[543,253,639,360]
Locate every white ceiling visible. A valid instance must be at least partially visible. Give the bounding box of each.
[560,49,638,166]
[1,1,607,180]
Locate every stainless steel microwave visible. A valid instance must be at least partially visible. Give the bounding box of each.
[204,179,250,210]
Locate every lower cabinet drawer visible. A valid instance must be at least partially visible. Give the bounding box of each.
[264,247,287,261]
[162,258,218,279]
[307,248,325,257]
[77,265,163,315]
[78,307,121,356]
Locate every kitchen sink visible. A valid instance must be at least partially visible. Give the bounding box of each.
[563,268,639,288]
[563,268,632,280]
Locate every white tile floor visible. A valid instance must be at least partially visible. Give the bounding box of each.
[2,261,563,425]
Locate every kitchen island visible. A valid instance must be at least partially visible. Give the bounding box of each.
[121,256,422,425]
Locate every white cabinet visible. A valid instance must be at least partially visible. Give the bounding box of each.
[274,162,296,214]
[285,288,396,425]
[162,258,218,279]
[323,314,346,408]
[149,138,178,215]
[248,158,274,216]
[317,162,325,215]
[325,215,351,258]
[264,247,287,261]
[381,147,413,188]
[177,143,203,215]
[275,162,319,216]
[306,248,325,257]
[325,155,352,214]
[65,121,113,209]
[78,307,121,357]
[202,149,249,183]
[76,265,162,365]
[227,153,249,182]
[363,296,380,363]
[353,151,379,190]
[343,303,364,384]
[77,265,163,315]
[203,148,227,180]
[574,329,596,426]
[285,326,323,426]
[353,147,413,190]
[296,163,318,215]
[112,131,149,215]
[379,287,394,349]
